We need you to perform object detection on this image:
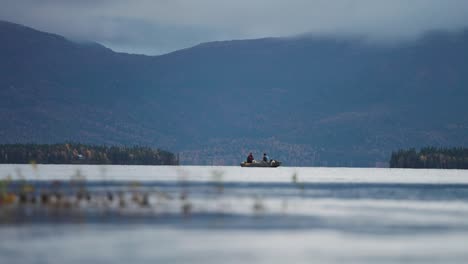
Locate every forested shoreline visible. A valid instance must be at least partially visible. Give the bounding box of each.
[390,147,468,169]
[0,143,178,165]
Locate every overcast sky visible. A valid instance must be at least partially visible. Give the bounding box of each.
[2,0,468,55]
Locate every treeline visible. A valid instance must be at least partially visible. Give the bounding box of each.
[0,143,178,165]
[390,147,468,169]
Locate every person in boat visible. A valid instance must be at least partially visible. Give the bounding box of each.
[247,152,254,163]
[263,153,270,163]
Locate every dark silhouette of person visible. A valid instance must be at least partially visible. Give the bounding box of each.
[247,152,254,163]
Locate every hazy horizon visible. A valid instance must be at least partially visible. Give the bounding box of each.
[2,0,468,55]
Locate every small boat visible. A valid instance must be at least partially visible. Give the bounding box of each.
[240,160,281,168]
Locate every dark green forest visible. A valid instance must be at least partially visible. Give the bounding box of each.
[0,143,178,165]
[390,147,468,169]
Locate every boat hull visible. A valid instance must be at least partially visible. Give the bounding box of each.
[240,160,281,168]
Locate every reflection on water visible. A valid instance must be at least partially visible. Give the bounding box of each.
[1,165,468,263]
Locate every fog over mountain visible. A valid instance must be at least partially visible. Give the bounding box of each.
[2,0,468,54]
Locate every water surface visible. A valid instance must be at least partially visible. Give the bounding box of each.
[1,165,468,263]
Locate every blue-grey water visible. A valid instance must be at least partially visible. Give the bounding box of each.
[1,165,468,263]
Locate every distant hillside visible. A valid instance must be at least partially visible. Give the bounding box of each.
[1,20,468,166]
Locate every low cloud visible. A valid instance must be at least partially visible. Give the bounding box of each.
[2,0,468,54]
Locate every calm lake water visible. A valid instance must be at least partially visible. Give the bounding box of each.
[1,165,468,263]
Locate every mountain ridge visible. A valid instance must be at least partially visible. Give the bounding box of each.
[1,20,468,166]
